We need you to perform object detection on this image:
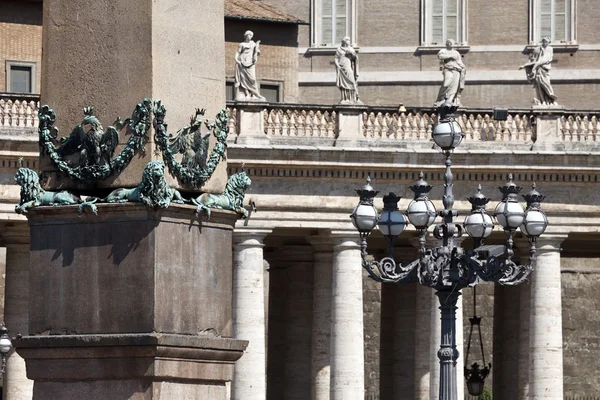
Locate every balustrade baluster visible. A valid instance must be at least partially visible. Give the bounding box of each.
[581,116,589,142]
[0,100,5,126]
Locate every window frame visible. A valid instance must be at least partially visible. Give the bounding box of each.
[5,60,36,94]
[311,0,357,47]
[421,0,468,47]
[259,81,283,103]
[529,0,577,45]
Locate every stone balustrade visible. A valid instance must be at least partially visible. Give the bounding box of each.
[0,93,40,130]
[226,102,600,150]
[1,95,597,148]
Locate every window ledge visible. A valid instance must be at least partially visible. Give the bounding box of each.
[525,43,579,53]
[416,45,470,54]
[303,46,361,55]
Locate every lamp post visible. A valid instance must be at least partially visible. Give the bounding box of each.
[350,102,547,400]
[0,322,12,375]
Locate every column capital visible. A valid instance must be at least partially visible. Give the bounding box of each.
[0,222,30,246]
[233,228,272,247]
[330,230,361,250]
[535,233,568,252]
[309,232,333,253]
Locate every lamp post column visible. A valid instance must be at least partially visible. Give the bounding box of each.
[436,289,460,400]
[330,231,364,400]
[529,234,567,400]
[231,229,272,400]
[309,233,333,400]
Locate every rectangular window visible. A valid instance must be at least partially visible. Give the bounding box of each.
[226,81,234,102]
[260,84,281,103]
[311,0,355,47]
[531,0,576,44]
[422,0,466,46]
[6,62,36,93]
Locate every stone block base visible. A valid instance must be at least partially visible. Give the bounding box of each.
[17,333,247,400]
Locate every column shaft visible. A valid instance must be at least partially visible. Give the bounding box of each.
[529,236,566,400]
[310,236,333,400]
[414,284,432,400]
[3,226,33,400]
[330,234,364,400]
[232,231,270,400]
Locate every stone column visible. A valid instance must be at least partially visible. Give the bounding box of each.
[330,232,364,400]
[492,284,520,400]
[414,284,432,400]
[309,234,333,400]
[2,223,33,400]
[231,229,271,400]
[529,234,567,400]
[429,290,441,400]
[516,240,532,400]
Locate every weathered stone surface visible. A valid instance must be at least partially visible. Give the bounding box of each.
[27,204,237,336]
[16,333,247,400]
[40,0,227,193]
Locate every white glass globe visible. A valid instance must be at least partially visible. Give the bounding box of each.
[407,199,436,229]
[378,210,407,237]
[351,203,378,233]
[520,209,548,237]
[495,200,525,229]
[464,212,494,239]
[432,120,464,150]
[0,337,12,354]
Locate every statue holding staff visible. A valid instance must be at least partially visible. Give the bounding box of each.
[234,30,266,101]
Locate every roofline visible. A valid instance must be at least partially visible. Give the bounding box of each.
[225,15,309,25]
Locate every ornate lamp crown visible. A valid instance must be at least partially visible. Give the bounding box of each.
[467,185,490,211]
[522,183,546,210]
[409,172,433,200]
[355,176,379,205]
[498,174,522,200]
[382,192,402,210]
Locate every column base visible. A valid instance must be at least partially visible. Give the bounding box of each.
[17,333,247,400]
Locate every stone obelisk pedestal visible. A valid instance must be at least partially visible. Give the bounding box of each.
[17,204,246,399]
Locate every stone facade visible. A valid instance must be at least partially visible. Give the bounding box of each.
[225,20,300,103]
[0,1,42,94]
[2,1,600,400]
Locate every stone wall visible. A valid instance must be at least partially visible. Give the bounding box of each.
[225,19,299,103]
[0,1,42,93]
[562,258,600,399]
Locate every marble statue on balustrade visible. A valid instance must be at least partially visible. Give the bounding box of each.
[235,30,266,102]
[519,37,559,106]
[434,39,466,107]
[335,36,362,105]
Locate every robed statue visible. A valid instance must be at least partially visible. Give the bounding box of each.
[335,36,362,104]
[520,37,558,106]
[434,39,466,107]
[234,30,266,101]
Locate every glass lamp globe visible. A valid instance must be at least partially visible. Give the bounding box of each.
[378,209,407,237]
[0,336,11,354]
[467,378,485,396]
[464,211,494,239]
[351,203,378,233]
[494,200,525,230]
[432,120,464,150]
[407,199,437,229]
[520,209,548,237]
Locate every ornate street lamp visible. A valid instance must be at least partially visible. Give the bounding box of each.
[0,322,12,375]
[464,287,491,396]
[351,102,548,400]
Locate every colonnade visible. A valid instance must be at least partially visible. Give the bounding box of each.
[230,229,566,400]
